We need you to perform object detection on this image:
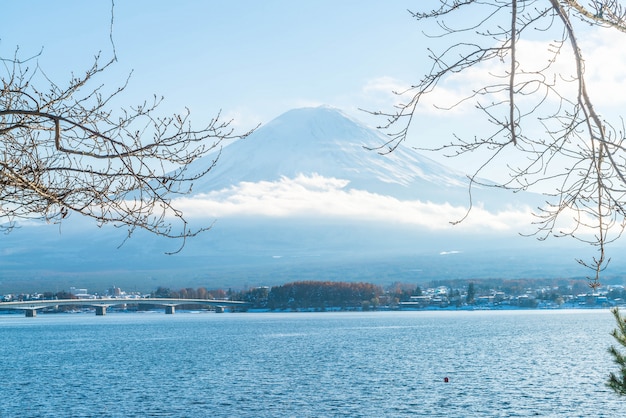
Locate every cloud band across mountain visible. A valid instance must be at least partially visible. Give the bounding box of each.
[176,173,534,232]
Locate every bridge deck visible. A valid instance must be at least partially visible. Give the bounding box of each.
[0,298,249,311]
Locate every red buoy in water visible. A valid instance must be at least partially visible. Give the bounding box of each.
[444,377,449,383]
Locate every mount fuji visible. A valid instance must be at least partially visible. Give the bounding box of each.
[0,106,602,293]
[190,106,471,199]
[178,106,533,223]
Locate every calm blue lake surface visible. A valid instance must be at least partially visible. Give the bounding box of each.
[0,309,622,417]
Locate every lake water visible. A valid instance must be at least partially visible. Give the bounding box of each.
[0,309,623,417]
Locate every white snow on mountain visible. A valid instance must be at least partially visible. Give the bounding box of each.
[1,105,593,292]
[176,106,536,232]
[189,106,471,191]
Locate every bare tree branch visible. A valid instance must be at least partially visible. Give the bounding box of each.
[370,0,626,288]
[0,43,253,254]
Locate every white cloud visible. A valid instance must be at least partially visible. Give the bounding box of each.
[360,76,413,111]
[362,76,408,97]
[368,26,626,120]
[581,28,626,107]
[175,173,535,232]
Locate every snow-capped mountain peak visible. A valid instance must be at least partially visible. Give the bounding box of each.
[190,106,470,198]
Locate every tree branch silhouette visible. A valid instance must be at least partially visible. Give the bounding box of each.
[367,1,626,288]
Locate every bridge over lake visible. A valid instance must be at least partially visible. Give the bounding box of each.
[0,298,250,317]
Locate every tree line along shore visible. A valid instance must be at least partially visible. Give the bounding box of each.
[2,278,625,312]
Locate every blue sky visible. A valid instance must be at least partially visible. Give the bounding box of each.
[3,0,626,280]
[1,1,425,132]
[3,2,623,159]
[2,1,625,238]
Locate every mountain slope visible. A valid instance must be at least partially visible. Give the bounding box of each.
[0,106,595,293]
[189,106,473,201]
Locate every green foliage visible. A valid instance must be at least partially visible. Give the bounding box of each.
[264,281,383,311]
[152,287,173,298]
[466,282,475,305]
[608,307,626,396]
[237,287,270,307]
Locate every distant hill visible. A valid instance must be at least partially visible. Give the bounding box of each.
[0,106,612,293]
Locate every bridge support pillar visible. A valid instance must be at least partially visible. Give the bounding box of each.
[25,309,37,317]
[165,305,176,314]
[95,306,107,316]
